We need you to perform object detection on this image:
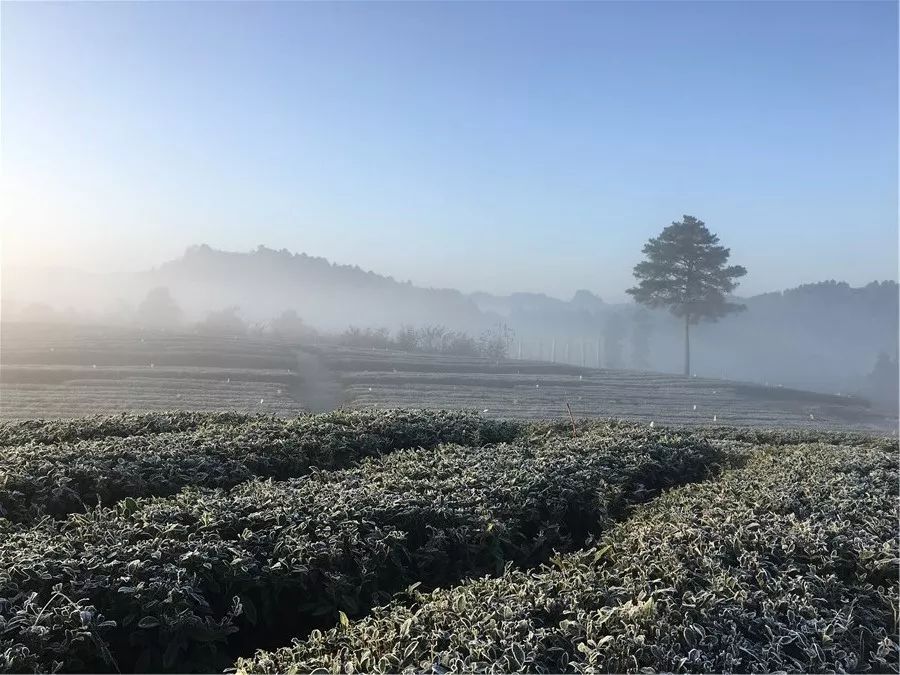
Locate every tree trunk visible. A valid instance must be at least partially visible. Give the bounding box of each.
[684,314,691,376]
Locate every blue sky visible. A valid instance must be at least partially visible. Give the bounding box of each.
[2,1,896,300]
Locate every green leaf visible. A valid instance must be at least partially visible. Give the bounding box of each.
[123,497,138,515]
[593,545,612,564]
[511,644,525,668]
[400,617,413,637]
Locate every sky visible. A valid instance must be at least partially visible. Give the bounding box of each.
[1,1,897,301]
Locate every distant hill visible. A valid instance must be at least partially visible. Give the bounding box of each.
[477,279,898,405]
[145,245,488,331]
[685,280,898,398]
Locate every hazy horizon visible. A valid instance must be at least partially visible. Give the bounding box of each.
[3,242,897,306]
[2,1,897,301]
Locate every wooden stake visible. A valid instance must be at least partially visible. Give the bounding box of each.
[566,402,577,437]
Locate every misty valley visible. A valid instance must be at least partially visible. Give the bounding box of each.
[2,1,897,673]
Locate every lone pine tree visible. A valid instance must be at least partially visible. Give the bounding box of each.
[627,215,747,376]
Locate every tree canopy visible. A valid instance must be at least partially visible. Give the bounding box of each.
[627,215,746,375]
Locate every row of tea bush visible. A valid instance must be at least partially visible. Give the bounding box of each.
[0,430,720,672]
[237,442,898,674]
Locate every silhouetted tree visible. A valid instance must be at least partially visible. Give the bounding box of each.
[270,309,312,339]
[602,313,626,368]
[395,325,417,351]
[479,323,514,359]
[416,325,448,352]
[629,309,653,370]
[340,326,392,349]
[627,215,746,376]
[443,331,479,356]
[137,287,182,329]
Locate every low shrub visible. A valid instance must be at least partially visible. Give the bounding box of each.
[0,411,252,447]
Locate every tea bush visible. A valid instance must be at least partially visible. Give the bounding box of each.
[0,432,719,673]
[0,410,519,522]
[238,442,898,674]
[531,417,898,451]
[0,411,252,447]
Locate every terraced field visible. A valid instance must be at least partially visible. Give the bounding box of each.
[0,410,896,674]
[2,324,895,433]
[0,324,303,419]
[313,345,896,432]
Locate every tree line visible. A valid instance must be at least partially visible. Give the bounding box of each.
[338,323,512,359]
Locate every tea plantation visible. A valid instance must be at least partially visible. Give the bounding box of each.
[0,411,896,673]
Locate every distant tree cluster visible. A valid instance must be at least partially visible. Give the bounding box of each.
[602,313,626,368]
[138,287,182,329]
[269,309,315,340]
[196,306,247,336]
[339,326,395,350]
[629,309,653,370]
[337,323,513,359]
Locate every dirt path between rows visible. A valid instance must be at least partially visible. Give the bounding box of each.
[292,348,346,413]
